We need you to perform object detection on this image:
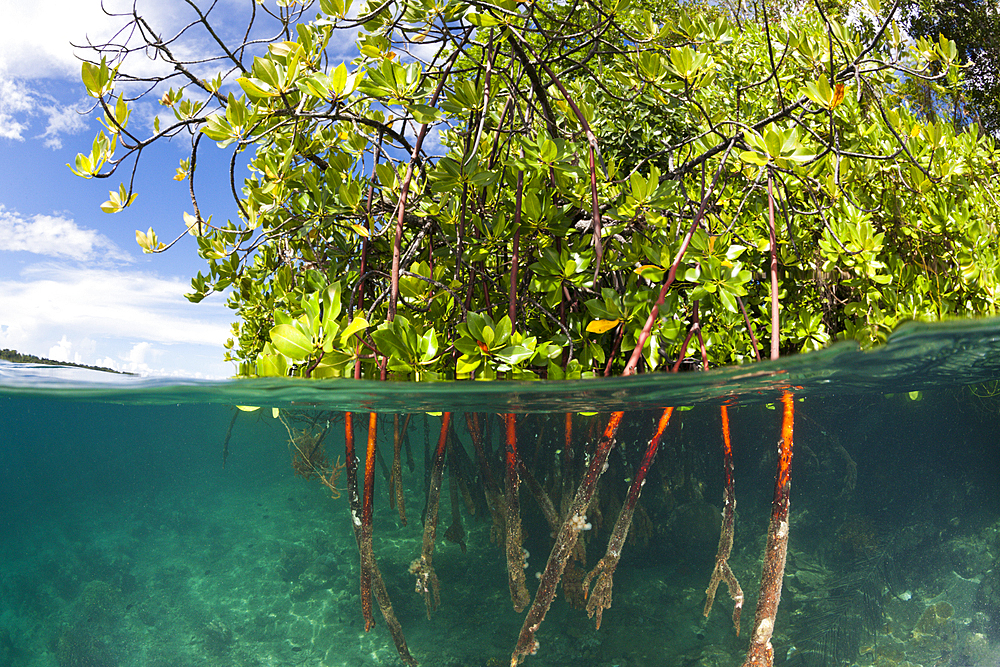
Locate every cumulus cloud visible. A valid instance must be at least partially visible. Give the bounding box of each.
[47,335,97,364]
[0,265,233,376]
[0,265,231,346]
[1,0,264,82]
[1,0,158,80]
[0,77,34,141]
[0,0,239,149]
[0,70,91,149]
[89,341,163,375]
[40,104,89,149]
[48,335,76,363]
[120,341,163,374]
[0,206,132,262]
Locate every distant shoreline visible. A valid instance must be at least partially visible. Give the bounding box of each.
[0,349,135,376]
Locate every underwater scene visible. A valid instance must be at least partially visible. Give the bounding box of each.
[2,320,1000,667]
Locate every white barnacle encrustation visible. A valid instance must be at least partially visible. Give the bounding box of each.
[754,617,774,643]
[775,520,788,540]
[351,510,362,527]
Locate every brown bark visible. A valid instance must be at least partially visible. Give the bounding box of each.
[583,407,674,629]
[409,412,451,618]
[741,392,795,667]
[704,404,745,635]
[768,171,780,361]
[504,413,531,612]
[510,411,624,665]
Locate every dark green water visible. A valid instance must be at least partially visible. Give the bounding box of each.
[2,319,1000,667]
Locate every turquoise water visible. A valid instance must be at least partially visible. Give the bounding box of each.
[2,319,1000,667]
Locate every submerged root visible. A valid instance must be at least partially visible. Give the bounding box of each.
[704,404,744,635]
[504,414,531,612]
[583,407,674,631]
[343,412,418,665]
[582,556,617,629]
[741,392,795,667]
[510,411,624,665]
[412,413,451,618]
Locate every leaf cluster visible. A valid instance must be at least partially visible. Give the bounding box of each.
[71,0,1000,379]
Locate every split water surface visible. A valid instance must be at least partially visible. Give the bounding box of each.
[2,319,1000,667]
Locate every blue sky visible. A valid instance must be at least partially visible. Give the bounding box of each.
[4,0,452,377]
[0,0,259,377]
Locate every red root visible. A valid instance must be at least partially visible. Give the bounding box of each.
[741,392,795,667]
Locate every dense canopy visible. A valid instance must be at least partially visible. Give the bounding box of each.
[73,0,1000,380]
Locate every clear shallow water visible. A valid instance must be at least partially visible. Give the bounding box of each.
[2,319,1000,667]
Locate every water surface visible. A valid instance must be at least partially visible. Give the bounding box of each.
[2,319,1000,667]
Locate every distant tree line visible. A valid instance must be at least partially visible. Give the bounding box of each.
[0,349,132,375]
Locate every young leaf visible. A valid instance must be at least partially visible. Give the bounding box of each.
[270,323,313,362]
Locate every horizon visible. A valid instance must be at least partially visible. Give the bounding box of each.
[0,0,274,378]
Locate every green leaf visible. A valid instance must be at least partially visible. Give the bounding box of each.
[320,0,347,17]
[257,352,289,377]
[135,227,163,253]
[270,324,313,361]
[324,282,343,323]
[81,58,112,97]
[764,128,783,158]
[467,12,500,26]
[635,264,665,281]
[201,114,234,143]
[376,162,397,189]
[408,103,442,124]
[466,312,487,341]
[494,315,513,347]
[237,76,277,99]
[297,75,329,100]
[331,62,348,96]
[740,151,770,166]
[456,355,481,375]
[496,344,534,365]
[718,288,737,312]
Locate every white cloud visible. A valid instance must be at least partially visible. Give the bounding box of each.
[0,0,237,148]
[1,0,158,80]
[97,341,229,377]
[0,265,234,377]
[0,206,132,262]
[0,70,91,149]
[92,341,163,375]
[47,335,97,364]
[0,77,34,141]
[0,265,231,346]
[1,0,359,149]
[40,105,89,149]
[0,0,265,82]
[48,335,77,363]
